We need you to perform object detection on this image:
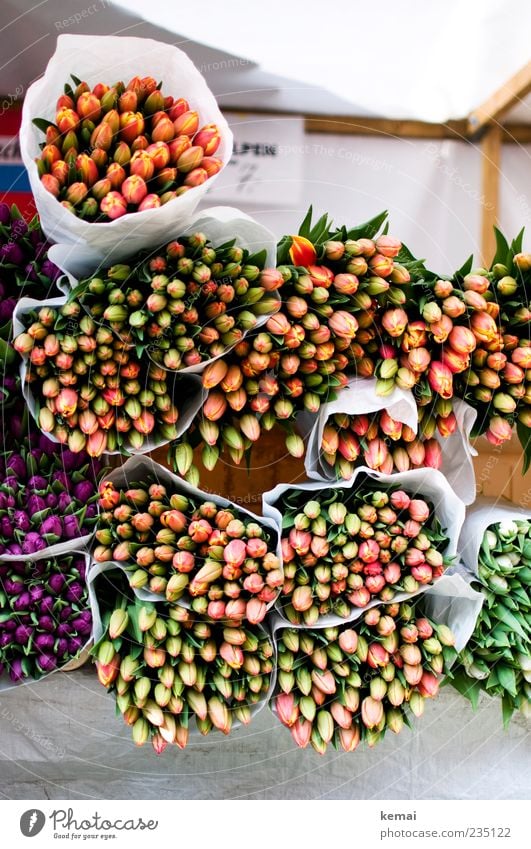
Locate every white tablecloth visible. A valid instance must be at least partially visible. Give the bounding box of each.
[0,669,529,799]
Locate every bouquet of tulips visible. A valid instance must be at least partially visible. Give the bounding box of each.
[0,203,61,329]
[91,566,275,752]
[65,232,279,371]
[0,552,91,684]
[0,428,100,555]
[94,457,281,624]
[33,72,224,221]
[264,471,460,626]
[452,508,531,725]
[13,298,202,456]
[171,330,307,481]
[273,598,457,754]
[451,237,531,462]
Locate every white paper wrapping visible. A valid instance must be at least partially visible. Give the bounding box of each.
[12,296,207,456]
[457,497,531,579]
[19,35,234,263]
[300,377,477,505]
[263,466,466,628]
[47,205,280,375]
[95,455,283,614]
[86,559,277,735]
[0,549,92,692]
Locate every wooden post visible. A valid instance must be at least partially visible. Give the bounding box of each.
[480,124,502,267]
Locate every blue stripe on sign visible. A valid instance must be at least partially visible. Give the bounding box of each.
[0,164,31,192]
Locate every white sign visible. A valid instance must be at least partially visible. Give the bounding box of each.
[207,112,305,207]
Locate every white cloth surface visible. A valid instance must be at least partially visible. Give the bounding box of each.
[0,668,528,800]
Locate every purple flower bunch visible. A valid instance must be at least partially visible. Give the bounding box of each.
[0,202,61,327]
[0,426,102,554]
[0,553,92,682]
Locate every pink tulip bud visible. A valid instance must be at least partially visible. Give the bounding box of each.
[408,499,430,522]
[330,701,353,730]
[390,489,410,511]
[442,295,466,318]
[333,272,359,294]
[348,587,371,607]
[338,629,358,653]
[376,235,402,257]
[364,437,389,470]
[417,671,440,698]
[361,696,384,729]
[328,310,359,340]
[338,725,360,752]
[288,528,312,555]
[276,692,299,727]
[382,308,408,337]
[246,598,267,624]
[100,191,127,219]
[428,361,453,399]
[485,416,513,446]
[290,718,312,748]
[411,564,433,584]
[367,643,389,669]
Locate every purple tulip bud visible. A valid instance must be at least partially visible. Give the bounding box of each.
[2,618,16,630]
[41,258,61,282]
[56,637,69,657]
[37,654,57,673]
[59,606,73,622]
[64,515,81,540]
[38,615,55,632]
[0,297,16,323]
[4,577,24,594]
[39,595,54,614]
[56,621,71,637]
[70,615,92,635]
[29,448,43,463]
[57,493,73,513]
[24,262,39,283]
[0,241,25,265]
[0,632,13,648]
[39,434,57,456]
[39,516,62,537]
[48,573,66,594]
[2,475,19,491]
[6,543,23,556]
[60,450,81,472]
[22,532,46,554]
[10,218,27,239]
[54,473,70,491]
[28,475,48,491]
[73,481,95,503]
[68,635,84,654]
[13,510,31,532]
[27,494,47,516]
[15,624,33,644]
[0,493,8,510]
[66,582,85,603]
[0,202,11,225]
[29,585,45,603]
[32,560,47,577]
[30,229,42,248]
[10,414,25,441]
[74,559,87,581]
[11,560,27,575]
[45,493,58,509]
[6,454,26,479]
[85,504,97,519]
[34,633,54,651]
[13,592,32,611]
[9,658,25,682]
[0,516,14,539]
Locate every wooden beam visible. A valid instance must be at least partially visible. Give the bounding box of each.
[468,60,531,137]
[480,124,502,266]
[303,115,468,140]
